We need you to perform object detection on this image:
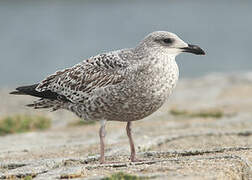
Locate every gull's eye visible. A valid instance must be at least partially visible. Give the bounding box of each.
[163,38,173,44]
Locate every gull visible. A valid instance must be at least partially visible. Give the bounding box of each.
[10,31,205,163]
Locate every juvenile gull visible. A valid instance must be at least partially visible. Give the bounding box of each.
[10,31,205,163]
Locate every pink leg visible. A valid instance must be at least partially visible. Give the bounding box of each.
[99,120,106,164]
[126,122,140,162]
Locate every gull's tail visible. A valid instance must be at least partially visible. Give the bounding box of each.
[10,84,68,111]
[10,84,40,96]
[10,84,69,102]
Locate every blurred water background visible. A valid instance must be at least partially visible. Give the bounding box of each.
[0,0,251,87]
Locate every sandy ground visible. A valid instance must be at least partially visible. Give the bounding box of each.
[0,73,252,179]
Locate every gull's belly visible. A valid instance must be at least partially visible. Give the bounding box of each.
[104,64,179,121]
[72,74,178,122]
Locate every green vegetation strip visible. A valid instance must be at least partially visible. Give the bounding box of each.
[170,109,223,118]
[68,119,96,126]
[0,114,51,135]
[102,172,146,180]
[23,176,33,180]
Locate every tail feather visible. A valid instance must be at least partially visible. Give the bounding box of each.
[10,84,38,95]
[10,84,70,102]
[10,84,70,111]
[10,84,52,98]
[26,99,61,111]
[10,91,26,95]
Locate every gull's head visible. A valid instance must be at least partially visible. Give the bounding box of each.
[139,31,205,57]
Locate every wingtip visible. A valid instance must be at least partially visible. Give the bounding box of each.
[9,91,22,95]
[26,103,35,107]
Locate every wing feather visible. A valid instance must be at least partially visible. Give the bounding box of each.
[36,52,128,102]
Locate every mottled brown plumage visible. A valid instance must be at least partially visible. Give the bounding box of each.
[11,31,205,163]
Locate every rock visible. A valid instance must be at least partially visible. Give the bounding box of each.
[1,73,252,179]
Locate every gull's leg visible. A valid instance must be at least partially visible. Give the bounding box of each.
[99,120,107,164]
[126,121,140,162]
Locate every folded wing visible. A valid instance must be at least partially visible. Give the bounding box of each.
[36,52,128,103]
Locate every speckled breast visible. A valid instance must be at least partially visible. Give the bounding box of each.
[102,57,179,122]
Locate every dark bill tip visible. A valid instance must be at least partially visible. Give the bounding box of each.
[181,44,205,55]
